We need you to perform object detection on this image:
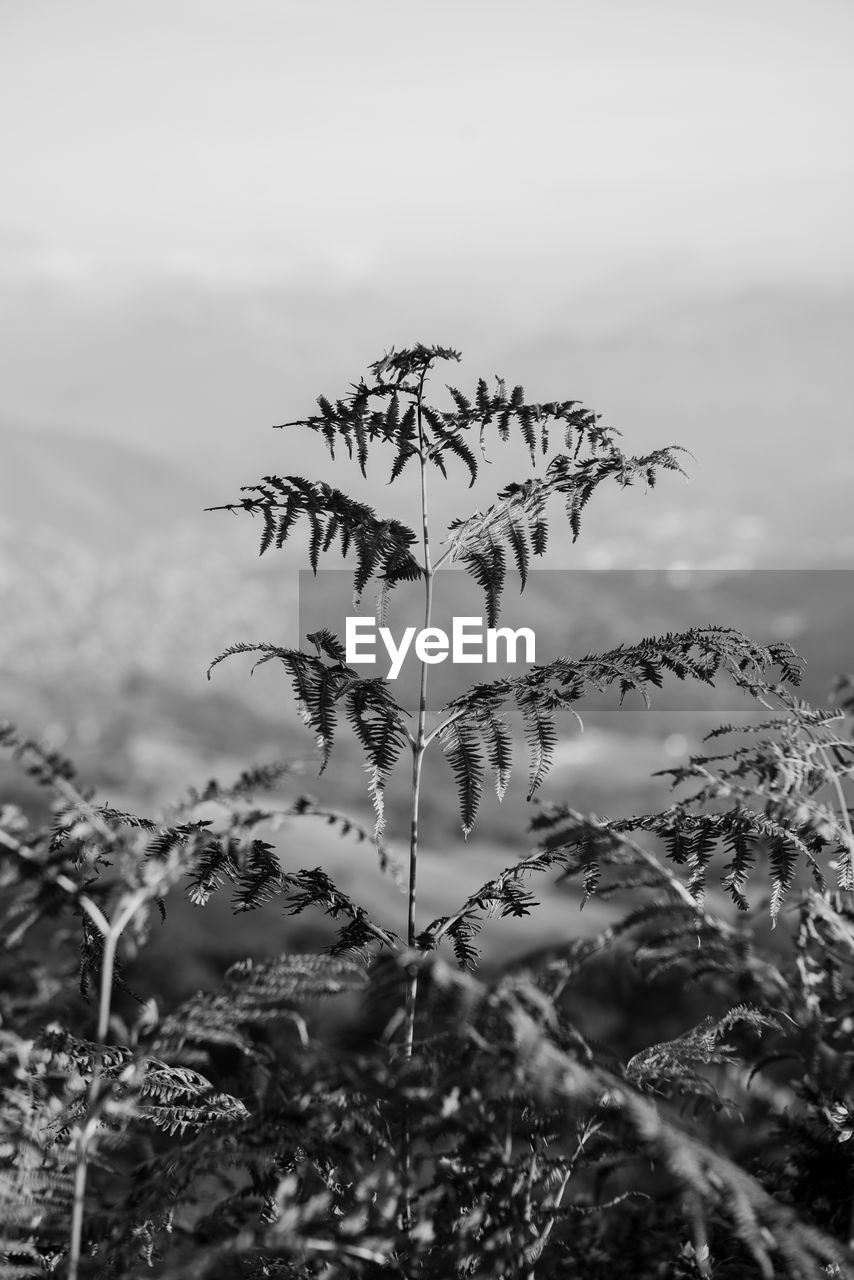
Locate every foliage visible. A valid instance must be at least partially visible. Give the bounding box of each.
[2,345,854,1279]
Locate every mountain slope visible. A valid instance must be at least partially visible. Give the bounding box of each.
[0,421,209,549]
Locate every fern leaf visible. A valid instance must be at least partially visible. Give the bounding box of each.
[314,667,340,773]
[208,477,421,602]
[422,406,478,487]
[388,403,418,484]
[259,506,275,556]
[518,402,536,463]
[345,680,410,840]
[233,840,283,911]
[506,517,529,589]
[478,707,513,800]
[447,385,472,418]
[515,688,557,800]
[439,716,485,838]
[306,628,347,663]
[462,538,505,630]
[530,492,548,557]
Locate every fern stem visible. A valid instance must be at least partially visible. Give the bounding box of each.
[400,369,433,1241]
[431,543,453,572]
[524,1119,599,1277]
[68,889,148,1280]
[405,368,433,1051]
[422,704,467,750]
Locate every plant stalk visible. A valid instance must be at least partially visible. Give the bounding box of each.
[68,889,147,1280]
[400,370,433,1238]
[404,370,433,1056]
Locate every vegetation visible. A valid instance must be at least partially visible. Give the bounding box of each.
[2,344,853,1278]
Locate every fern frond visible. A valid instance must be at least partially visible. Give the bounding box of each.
[0,723,77,787]
[439,446,687,617]
[514,685,558,801]
[388,402,419,483]
[438,717,485,839]
[422,405,479,487]
[280,795,401,883]
[270,345,460,487]
[504,516,529,589]
[626,1005,782,1114]
[209,643,408,794]
[206,476,422,599]
[154,954,368,1061]
[233,840,284,911]
[477,706,513,801]
[435,627,800,832]
[184,839,238,907]
[461,534,506,630]
[280,867,399,954]
[345,679,410,841]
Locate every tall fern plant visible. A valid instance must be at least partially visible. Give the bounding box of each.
[207,345,797,1015]
[205,344,802,1202]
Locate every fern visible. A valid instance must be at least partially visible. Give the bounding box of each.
[435,626,801,826]
[437,715,484,839]
[208,640,410,789]
[206,476,422,603]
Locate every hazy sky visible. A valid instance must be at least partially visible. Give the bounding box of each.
[2,0,853,574]
[3,0,853,305]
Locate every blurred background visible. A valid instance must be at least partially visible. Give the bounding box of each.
[1,1,852,979]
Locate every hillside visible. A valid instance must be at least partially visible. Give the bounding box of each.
[0,422,210,548]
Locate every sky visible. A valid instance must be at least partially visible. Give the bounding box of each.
[1,1,853,567]
[3,0,853,298]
